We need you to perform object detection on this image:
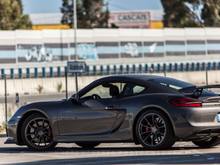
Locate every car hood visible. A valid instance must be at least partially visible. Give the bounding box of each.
[10,100,67,121]
[22,100,66,110]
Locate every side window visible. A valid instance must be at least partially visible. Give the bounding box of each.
[81,85,111,99]
[122,83,147,97]
[111,82,126,93]
[133,85,146,94]
[81,82,126,99]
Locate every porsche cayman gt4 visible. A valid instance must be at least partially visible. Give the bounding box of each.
[5,75,220,151]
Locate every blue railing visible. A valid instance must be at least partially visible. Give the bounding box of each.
[1,61,220,79]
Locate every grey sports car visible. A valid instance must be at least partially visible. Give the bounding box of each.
[5,75,220,151]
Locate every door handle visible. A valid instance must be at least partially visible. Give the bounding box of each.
[105,106,114,110]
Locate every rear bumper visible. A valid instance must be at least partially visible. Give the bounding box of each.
[183,127,220,140]
[174,105,220,140]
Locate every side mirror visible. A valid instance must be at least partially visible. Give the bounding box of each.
[72,93,79,100]
[70,94,80,104]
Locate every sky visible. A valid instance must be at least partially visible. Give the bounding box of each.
[22,0,162,14]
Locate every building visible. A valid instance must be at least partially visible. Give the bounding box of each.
[109,10,163,29]
[29,13,70,30]
[29,10,163,30]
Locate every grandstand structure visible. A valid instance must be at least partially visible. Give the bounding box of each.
[0,28,220,79]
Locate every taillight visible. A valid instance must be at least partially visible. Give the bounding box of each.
[169,97,202,107]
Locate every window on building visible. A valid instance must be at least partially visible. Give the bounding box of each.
[96,42,119,59]
[207,40,220,55]
[143,42,164,57]
[165,41,185,56]
[120,42,143,58]
[186,40,206,55]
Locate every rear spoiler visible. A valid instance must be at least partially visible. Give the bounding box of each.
[182,84,220,98]
[197,84,220,89]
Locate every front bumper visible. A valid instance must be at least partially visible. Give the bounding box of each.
[4,137,16,144]
[4,119,20,145]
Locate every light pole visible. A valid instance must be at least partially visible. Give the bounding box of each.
[73,0,77,57]
[4,75,8,136]
[65,0,79,99]
[73,0,79,93]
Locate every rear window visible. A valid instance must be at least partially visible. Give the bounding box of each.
[121,83,147,97]
[150,77,194,91]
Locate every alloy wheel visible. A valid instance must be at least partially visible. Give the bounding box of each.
[138,113,166,147]
[24,117,53,148]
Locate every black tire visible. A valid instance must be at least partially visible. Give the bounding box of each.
[135,110,175,150]
[192,137,220,148]
[21,113,57,151]
[76,142,100,149]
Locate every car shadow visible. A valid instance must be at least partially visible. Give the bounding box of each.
[7,152,220,165]
[0,145,211,153]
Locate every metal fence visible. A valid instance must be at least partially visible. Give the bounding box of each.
[0,61,220,79]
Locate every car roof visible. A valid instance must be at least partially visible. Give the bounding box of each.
[99,74,163,82]
[77,74,164,96]
[78,74,188,97]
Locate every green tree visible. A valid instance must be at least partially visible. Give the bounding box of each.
[161,0,202,27]
[61,0,109,28]
[201,0,220,26]
[0,0,32,30]
[161,0,220,27]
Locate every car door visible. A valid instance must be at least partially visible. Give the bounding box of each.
[118,82,149,112]
[59,82,126,136]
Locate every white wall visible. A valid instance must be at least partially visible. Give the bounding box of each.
[0,71,220,97]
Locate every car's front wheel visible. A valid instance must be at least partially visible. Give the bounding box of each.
[21,113,57,151]
[192,137,220,148]
[75,142,100,149]
[135,110,175,150]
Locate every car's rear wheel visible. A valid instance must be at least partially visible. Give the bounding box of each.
[192,137,220,148]
[135,110,175,150]
[21,113,57,151]
[75,142,100,149]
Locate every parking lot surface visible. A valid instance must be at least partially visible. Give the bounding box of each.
[0,137,220,165]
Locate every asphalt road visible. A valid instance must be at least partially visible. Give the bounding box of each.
[0,138,220,165]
